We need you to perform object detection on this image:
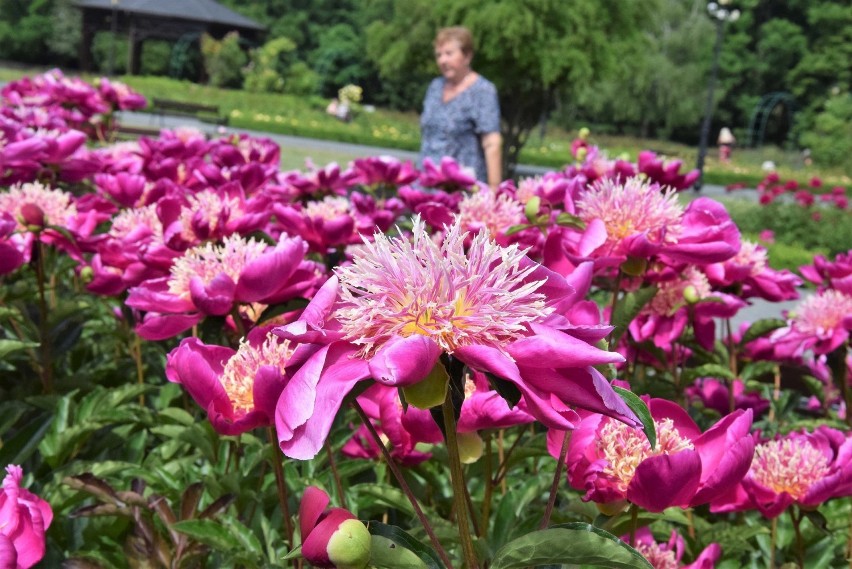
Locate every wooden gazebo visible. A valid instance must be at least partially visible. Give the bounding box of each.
[73,0,265,74]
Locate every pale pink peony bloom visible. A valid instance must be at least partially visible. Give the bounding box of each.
[274,216,637,459]
[771,289,852,357]
[711,427,852,518]
[626,527,721,569]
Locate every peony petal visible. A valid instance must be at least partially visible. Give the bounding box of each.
[368,335,441,387]
[299,486,330,544]
[627,451,702,512]
[189,273,236,316]
[508,324,624,368]
[236,237,306,302]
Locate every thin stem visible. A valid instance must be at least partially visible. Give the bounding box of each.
[325,443,347,510]
[442,391,479,569]
[539,429,570,530]
[790,507,805,568]
[725,318,737,414]
[497,429,507,494]
[480,433,493,538]
[351,401,455,569]
[132,333,145,405]
[770,516,777,569]
[34,240,53,393]
[267,427,294,551]
[492,427,526,486]
[629,505,639,547]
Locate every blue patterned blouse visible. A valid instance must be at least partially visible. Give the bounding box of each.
[419,75,501,183]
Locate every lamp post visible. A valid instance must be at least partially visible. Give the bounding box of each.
[693,1,740,192]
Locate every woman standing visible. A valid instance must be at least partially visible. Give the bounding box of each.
[420,26,503,188]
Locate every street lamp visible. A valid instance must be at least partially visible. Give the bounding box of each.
[693,1,740,192]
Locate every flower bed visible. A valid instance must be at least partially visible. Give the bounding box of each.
[2,70,852,568]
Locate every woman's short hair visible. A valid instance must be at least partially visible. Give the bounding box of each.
[435,26,474,56]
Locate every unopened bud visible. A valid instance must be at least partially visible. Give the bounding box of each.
[683,285,700,304]
[621,257,647,277]
[402,363,448,410]
[457,431,484,464]
[80,266,94,283]
[326,518,371,569]
[575,147,588,162]
[19,203,45,229]
[578,127,590,140]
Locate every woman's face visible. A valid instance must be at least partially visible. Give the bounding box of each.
[435,40,472,83]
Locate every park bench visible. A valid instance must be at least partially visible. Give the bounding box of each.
[112,123,162,140]
[151,98,229,126]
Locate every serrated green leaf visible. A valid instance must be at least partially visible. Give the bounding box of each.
[740,318,786,346]
[368,522,443,569]
[612,387,656,448]
[610,286,657,346]
[171,519,241,551]
[490,523,653,569]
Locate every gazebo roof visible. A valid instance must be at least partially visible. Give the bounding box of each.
[72,0,265,31]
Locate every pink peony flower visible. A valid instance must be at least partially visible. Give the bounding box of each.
[418,157,478,191]
[127,234,323,340]
[165,326,305,434]
[0,465,53,569]
[711,426,852,518]
[704,240,801,302]
[626,527,721,569]
[686,378,769,418]
[551,398,754,512]
[273,216,638,459]
[770,289,852,357]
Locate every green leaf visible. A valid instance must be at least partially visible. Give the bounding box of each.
[555,212,586,230]
[610,286,657,346]
[0,339,39,359]
[490,523,653,569]
[171,519,241,551]
[740,318,786,346]
[739,360,778,383]
[505,223,532,236]
[369,535,431,569]
[368,522,443,569]
[612,387,656,448]
[681,364,736,383]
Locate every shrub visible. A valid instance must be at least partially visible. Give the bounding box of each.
[800,92,852,175]
[243,36,297,93]
[140,40,172,76]
[200,32,246,88]
[91,31,128,74]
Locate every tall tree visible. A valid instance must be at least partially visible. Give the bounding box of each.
[366,0,651,174]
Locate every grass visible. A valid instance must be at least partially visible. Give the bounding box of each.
[2,64,849,190]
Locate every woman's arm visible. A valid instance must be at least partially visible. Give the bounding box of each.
[482,131,503,188]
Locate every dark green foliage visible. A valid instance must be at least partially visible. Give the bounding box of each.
[91,31,129,75]
[140,40,172,77]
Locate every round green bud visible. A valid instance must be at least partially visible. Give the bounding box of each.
[620,257,647,277]
[326,518,372,569]
[683,285,700,304]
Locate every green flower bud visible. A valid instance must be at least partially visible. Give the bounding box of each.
[326,518,372,569]
[402,362,448,410]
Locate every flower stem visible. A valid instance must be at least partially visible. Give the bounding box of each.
[351,401,455,569]
[267,427,294,550]
[629,504,639,547]
[442,391,479,569]
[770,516,777,569]
[539,429,570,529]
[790,507,805,568]
[34,240,53,393]
[480,433,493,537]
[325,443,347,510]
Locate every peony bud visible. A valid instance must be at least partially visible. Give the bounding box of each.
[19,203,45,230]
[578,127,590,140]
[683,285,700,305]
[299,486,371,569]
[402,362,448,410]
